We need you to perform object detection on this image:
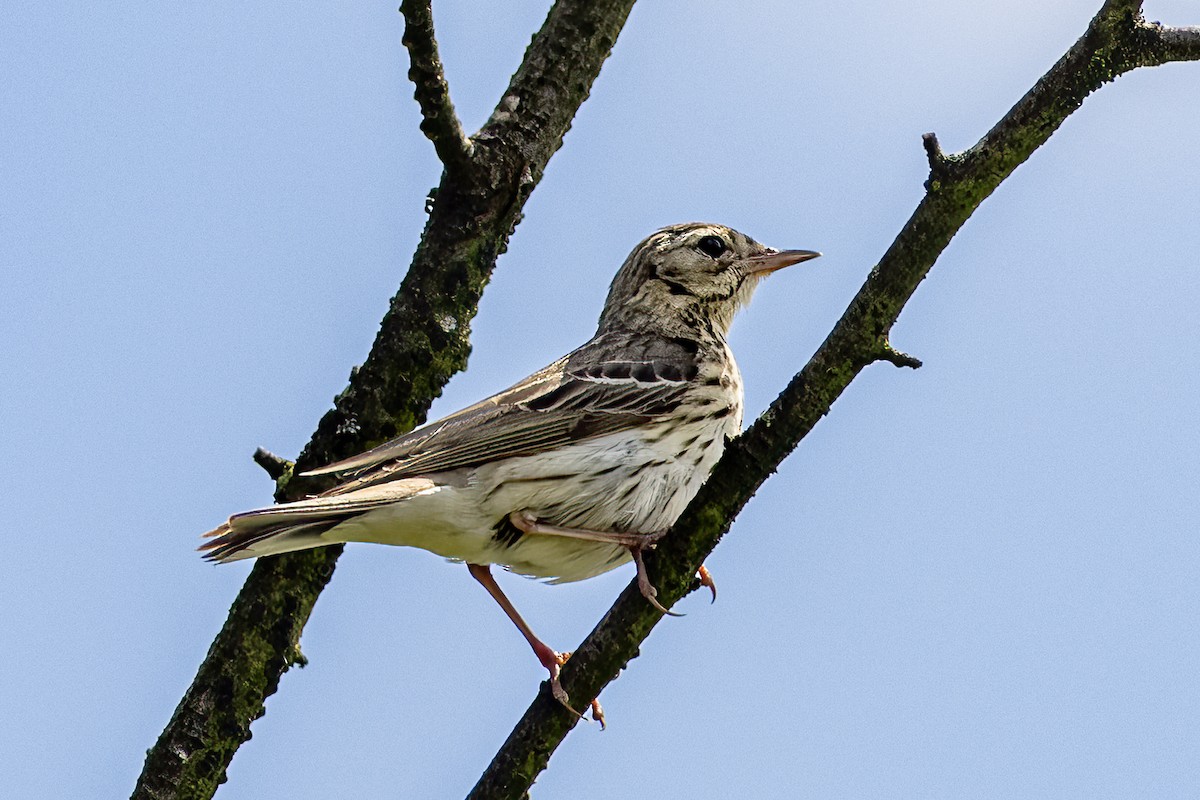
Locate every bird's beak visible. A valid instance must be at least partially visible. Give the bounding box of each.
[744,248,822,276]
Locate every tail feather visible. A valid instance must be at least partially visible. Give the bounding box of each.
[199,477,439,563]
[199,519,344,562]
[199,496,387,563]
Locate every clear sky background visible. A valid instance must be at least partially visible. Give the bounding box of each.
[4,1,1199,797]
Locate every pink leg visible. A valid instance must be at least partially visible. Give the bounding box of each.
[467,563,576,711]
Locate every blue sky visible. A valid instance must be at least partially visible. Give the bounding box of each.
[4,1,1200,797]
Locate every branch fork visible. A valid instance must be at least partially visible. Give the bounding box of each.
[134,2,639,796]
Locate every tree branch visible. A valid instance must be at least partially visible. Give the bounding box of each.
[400,0,473,173]
[131,2,636,797]
[466,3,1200,797]
[1144,23,1200,64]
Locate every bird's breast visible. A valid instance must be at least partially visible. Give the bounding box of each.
[479,393,738,534]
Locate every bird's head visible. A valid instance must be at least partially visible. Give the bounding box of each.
[597,222,820,339]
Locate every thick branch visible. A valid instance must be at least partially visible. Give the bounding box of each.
[131,2,636,798]
[466,4,1199,797]
[400,0,473,173]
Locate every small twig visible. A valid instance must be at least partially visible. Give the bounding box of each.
[922,132,949,174]
[922,132,965,190]
[400,0,473,173]
[876,341,923,370]
[252,447,293,481]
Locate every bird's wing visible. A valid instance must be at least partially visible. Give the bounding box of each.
[309,349,698,495]
[303,357,571,477]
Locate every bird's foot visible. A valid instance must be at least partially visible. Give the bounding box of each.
[508,511,662,549]
[545,650,605,728]
[631,544,683,617]
[533,642,579,714]
[697,564,717,603]
[590,698,606,730]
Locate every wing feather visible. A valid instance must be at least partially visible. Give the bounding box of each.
[302,358,569,476]
[310,371,692,496]
[302,332,702,493]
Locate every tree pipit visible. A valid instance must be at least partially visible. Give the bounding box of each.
[201,223,820,717]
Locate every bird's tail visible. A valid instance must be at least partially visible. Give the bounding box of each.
[199,515,343,563]
[198,491,395,562]
[200,478,438,563]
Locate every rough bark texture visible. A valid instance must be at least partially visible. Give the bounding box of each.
[131,2,636,797]
[465,4,1200,798]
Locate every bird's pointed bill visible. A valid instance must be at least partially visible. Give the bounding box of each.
[745,248,821,276]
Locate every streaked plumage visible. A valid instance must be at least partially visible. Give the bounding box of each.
[201,222,819,712]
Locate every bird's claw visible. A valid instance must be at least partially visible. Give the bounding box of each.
[509,509,539,533]
[545,651,605,728]
[545,654,583,717]
[549,674,581,716]
[590,699,606,730]
[697,564,717,603]
[632,546,683,617]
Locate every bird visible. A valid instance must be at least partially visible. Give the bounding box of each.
[200,222,819,715]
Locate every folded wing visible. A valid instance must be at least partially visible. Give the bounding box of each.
[307,337,700,495]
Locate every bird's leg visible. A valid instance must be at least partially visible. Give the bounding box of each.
[466,563,605,726]
[507,511,662,548]
[467,563,578,714]
[508,511,680,616]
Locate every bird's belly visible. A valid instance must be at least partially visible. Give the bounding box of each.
[337,484,502,564]
[474,420,728,582]
[335,419,729,584]
[338,478,633,584]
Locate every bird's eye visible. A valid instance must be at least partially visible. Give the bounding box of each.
[696,235,728,259]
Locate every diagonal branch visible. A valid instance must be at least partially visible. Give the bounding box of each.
[466,4,1200,798]
[131,2,637,798]
[400,0,474,173]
